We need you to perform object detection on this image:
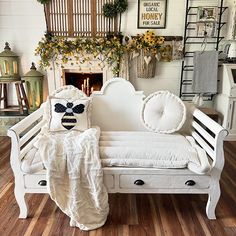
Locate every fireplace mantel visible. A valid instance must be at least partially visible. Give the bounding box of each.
[46,59,113,94]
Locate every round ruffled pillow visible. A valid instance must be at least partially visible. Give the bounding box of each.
[141,91,186,133]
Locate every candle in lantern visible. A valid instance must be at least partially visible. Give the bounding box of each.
[4,60,10,75]
[91,87,94,94]
[81,84,84,92]
[13,61,18,74]
[35,100,40,108]
[83,79,86,89]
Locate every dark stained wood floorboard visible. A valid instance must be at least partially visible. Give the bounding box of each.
[171,194,206,236]
[0,137,236,236]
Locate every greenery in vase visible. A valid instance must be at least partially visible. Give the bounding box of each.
[126,31,165,55]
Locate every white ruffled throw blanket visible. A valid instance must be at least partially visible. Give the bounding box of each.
[36,127,109,231]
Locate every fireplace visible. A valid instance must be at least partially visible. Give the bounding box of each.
[46,59,112,95]
[65,72,103,96]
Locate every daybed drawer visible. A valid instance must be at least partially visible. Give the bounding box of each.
[24,174,47,189]
[24,174,115,190]
[104,174,115,189]
[119,175,210,189]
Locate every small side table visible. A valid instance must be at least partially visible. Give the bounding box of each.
[0,80,29,114]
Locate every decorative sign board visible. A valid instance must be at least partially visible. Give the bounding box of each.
[138,0,167,29]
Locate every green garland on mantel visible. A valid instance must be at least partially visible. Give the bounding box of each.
[35,31,168,76]
[35,34,126,76]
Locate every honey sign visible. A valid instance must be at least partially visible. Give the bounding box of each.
[138,0,167,28]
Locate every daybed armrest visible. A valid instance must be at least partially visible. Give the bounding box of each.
[191,108,228,174]
[7,107,45,163]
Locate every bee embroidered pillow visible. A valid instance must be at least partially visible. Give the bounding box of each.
[49,97,91,132]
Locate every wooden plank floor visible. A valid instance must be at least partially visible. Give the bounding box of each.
[0,136,236,236]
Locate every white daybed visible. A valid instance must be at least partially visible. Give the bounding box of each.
[8,78,228,220]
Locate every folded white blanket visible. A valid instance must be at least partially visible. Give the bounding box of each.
[35,127,109,231]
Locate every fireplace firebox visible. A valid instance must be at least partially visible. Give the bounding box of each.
[65,72,103,96]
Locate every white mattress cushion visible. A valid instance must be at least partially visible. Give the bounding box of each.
[141,91,186,133]
[21,131,210,175]
[100,131,210,174]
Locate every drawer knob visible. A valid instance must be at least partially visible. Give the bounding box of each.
[38,180,47,186]
[134,179,145,186]
[185,180,196,186]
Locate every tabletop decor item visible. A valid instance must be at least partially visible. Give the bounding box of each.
[37,0,50,3]
[197,6,218,22]
[103,2,117,36]
[159,41,172,62]
[0,42,20,81]
[115,0,128,34]
[23,63,44,111]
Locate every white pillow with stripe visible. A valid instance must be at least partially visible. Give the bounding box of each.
[49,97,91,132]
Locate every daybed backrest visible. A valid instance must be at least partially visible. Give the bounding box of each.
[39,79,194,133]
[91,78,146,131]
[41,79,195,133]
[91,78,195,132]
[179,102,195,135]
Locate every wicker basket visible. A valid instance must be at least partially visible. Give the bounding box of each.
[137,50,157,79]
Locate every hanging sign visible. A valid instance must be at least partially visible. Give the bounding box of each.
[138,0,167,29]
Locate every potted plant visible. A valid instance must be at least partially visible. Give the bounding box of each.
[37,0,51,33]
[115,0,128,34]
[37,0,50,3]
[103,2,117,38]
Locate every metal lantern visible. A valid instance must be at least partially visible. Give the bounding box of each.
[23,63,44,111]
[0,42,20,81]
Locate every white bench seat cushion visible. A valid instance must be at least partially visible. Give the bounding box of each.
[21,131,210,175]
[100,132,210,174]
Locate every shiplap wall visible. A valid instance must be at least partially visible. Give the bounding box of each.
[0,0,233,104]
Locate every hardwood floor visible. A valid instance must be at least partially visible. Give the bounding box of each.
[0,136,236,236]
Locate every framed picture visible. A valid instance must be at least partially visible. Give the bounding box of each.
[197,6,218,22]
[138,0,168,29]
[196,22,217,37]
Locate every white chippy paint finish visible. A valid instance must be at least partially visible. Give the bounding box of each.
[8,79,228,219]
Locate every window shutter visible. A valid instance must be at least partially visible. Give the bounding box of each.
[45,0,117,37]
